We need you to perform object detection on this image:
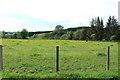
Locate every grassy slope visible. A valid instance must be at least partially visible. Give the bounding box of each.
[2,39,118,78]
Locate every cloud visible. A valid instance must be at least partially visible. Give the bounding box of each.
[0,0,119,31]
[0,0,118,21]
[0,17,27,23]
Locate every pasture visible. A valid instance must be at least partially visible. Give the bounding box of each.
[1,39,118,79]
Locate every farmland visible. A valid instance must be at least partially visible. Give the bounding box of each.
[1,39,118,79]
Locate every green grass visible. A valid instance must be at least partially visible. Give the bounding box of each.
[0,71,2,79]
[2,39,118,79]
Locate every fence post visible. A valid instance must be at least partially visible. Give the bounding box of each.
[56,46,59,72]
[106,46,110,71]
[0,45,2,71]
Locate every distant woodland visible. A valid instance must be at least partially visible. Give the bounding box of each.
[1,16,120,41]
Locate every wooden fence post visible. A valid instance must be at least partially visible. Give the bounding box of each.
[0,45,2,71]
[106,46,110,71]
[56,46,59,72]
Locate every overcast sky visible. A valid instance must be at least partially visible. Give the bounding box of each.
[0,0,119,32]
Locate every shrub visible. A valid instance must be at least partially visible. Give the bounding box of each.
[102,39,106,42]
[91,34,96,41]
[60,34,68,40]
[110,35,117,41]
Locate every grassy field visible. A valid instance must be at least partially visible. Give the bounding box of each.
[1,39,118,79]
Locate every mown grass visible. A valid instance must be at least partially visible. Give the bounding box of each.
[2,39,118,79]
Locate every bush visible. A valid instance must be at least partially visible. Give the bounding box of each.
[91,34,96,41]
[60,34,68,40]
[102,39,106,42]
[54,34,61,39]
[110,35,117,41]
[32,34,38,38]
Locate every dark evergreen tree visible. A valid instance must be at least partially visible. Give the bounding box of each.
[106,16,118,41]
[89,17,104,40]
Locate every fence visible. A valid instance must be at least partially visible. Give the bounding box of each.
[0,45,2,71]
[56,46,111,72]
[0,45,112,73]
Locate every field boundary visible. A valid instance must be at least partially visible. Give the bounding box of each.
[0,45,2,71]
[0,45,111,72]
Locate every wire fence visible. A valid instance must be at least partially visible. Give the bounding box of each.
[0,32,2,45]
[0,45,118,74]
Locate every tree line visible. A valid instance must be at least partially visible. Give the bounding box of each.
[1,16,120,41]
[1,29,28,39]
[34,16,120,41]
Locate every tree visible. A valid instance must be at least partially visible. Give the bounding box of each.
[32,34,38,38]
[5,33,12,39]
[12,33,17,39]
[95,17,101,27]
[66,31,73,40]
[106,16,118,40]
[55,25,64,31]
[80,28,88,40]
[73,30,82,40]
[16,31,22,39]
[51,25,65,38]
[90,17,104,40]
[54,34,61,39]
[106,16,118,27]
[60,34,68,40]
[1,31,6,38]
[91,34,96,41]
[100,18,104,28]
[90,18,95,27]
[110,35,117,41]
[21,29,28,39]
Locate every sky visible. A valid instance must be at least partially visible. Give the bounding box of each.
[0,0,119,32]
